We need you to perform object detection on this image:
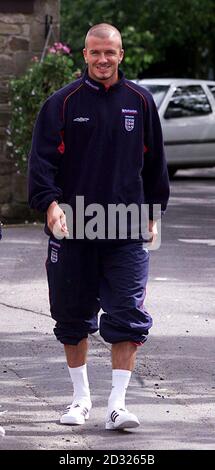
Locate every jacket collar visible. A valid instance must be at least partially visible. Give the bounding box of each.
[82,68,125,92]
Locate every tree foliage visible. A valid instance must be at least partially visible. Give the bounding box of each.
[60,0,157,77]
[61,0,215,78]
[7,48,77,173]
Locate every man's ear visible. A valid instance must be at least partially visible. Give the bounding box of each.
[83,48,87,63]
[119,49,124,63]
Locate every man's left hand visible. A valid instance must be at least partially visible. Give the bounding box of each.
[148,220,158,245]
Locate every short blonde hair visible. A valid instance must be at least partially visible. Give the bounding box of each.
[85,23,122,48]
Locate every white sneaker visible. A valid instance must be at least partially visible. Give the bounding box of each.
[105,408,140,430]
[60,400,92,425]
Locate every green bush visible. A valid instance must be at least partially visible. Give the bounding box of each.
[7,44,79,174]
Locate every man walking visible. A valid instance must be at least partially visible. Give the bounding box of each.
[28,23,169,430]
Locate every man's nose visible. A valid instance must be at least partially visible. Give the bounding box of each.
[98,53,108,62]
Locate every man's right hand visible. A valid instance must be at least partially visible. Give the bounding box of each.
[47,201,69,238]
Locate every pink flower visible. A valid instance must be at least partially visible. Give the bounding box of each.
[48,42,71,55]
[62,45,70,54]
[48,47,57,54]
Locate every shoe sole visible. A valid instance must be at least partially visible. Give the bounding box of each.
[105,419,140,430]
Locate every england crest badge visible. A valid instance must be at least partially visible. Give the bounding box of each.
[49,240,61,264]
[51,247,58,263]
[125,115,135,132]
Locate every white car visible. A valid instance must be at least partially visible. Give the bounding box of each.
[133,78,215,177]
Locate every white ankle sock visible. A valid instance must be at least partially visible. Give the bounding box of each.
[68,364,91,404]
[108,369,131,412]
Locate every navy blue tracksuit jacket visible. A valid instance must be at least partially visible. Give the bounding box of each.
[28,69,169,232]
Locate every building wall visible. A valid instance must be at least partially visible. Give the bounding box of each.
[0,0,60,221]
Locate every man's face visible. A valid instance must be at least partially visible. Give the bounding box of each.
[83,35,124,86]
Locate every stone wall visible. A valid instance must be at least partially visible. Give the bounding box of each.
[0,0,60,221]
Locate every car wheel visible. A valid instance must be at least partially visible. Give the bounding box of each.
[168,166,178,179]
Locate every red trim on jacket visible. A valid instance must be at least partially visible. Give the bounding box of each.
[58,131,65,154]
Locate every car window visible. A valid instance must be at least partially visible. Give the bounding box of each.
[139,85,169,108]
[208,85,215,100]
[164,85,212,119]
